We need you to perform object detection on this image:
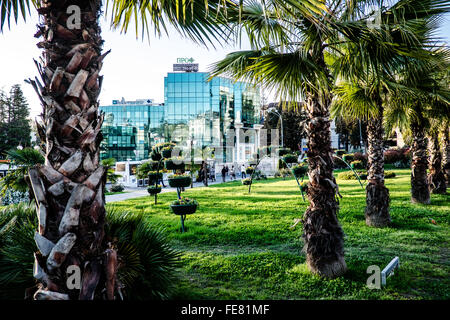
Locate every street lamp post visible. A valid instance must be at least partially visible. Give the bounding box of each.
[268,107,283,148]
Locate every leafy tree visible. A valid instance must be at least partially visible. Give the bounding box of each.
[334,117,367,151]
[263,102,308,152]
[0,85,31,157]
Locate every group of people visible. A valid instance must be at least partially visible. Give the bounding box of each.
[198,162,250,185]
[220,164,248,182]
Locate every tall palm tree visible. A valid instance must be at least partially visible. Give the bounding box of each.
[211,0,448,277]
[331,78,392,227]
[442,119,450,186]
[386,58,450,203]
[428,121,447,194]
[1,0,226,300]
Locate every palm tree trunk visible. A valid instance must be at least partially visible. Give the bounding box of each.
[410,120,430,204]
[365,105,390,227]
[29,1,114,300]
[428,133,446,194]
[442,126,450,187]
[302,94,347,278]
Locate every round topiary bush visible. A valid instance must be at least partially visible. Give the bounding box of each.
[350,160,365,170]
[165,157,185,171]
[148,171,163,183]
[342,153,355,163]
[338,170,367,180]
[168,174,192,188]
[292,164,308,178]
[300,182,309,193]
[147,185,162,195]
[110,184,125,192]
[246,166,255,175]
[278,147,292,156]
[385,171,396,179]
[283,154,298,164]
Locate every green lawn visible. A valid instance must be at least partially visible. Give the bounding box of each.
[107,169,449,300]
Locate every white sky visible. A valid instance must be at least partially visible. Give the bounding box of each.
[0,7,449,121]
[0,9,252,120]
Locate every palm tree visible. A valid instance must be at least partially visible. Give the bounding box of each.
[428,122,447,194]
[211,0,448,277]
[331,78,391,227]
[0,147,44,200]
[386,59,450,203]
[1,0,226,300]
[442,120,450,186]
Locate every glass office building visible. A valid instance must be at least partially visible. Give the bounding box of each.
[164,72,261,162]
[100,99,165,161]
[100,72,262,162]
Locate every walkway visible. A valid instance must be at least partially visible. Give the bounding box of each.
[105,177,242,203]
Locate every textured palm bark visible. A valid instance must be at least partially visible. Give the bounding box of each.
[365,106,390,227]
[427,133,446,194]
[410,121,430,204]
[302,94,347,278]
[29,0,115,300]
[442,126,450,187]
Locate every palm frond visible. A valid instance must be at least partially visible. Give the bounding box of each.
[0,0,38,31]
[107,0,231,45]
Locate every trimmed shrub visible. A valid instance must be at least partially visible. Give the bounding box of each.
[384,147,410,165]
[353,152,368,165]
[342,153,354,163]
[300,182,309,193]
[275,168,292,178]
[110,184,125,192]
[283,154,298,164]
[278,147,291,156]
[385,171,396,179]
[246,167,255,175]
[338,170,367,180]
[168,174,192,188]
[292,164,308,178]
[171,197,198,206]
[170,198,198,215]
[351,160,365,170]
[148,171,163,183]
[147,185,162,195]
[333,156,347,169]
[165,157,185,171]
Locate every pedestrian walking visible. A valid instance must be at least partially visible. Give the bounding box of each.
[221,166,227,182]
[241,164,247,179]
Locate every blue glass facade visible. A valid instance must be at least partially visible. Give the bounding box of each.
[100,72,261,162]
[100,101,165,161]
[164,72,260,162]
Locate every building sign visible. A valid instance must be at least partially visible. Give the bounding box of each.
[177,57,195,63]
[173,57,198,72]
